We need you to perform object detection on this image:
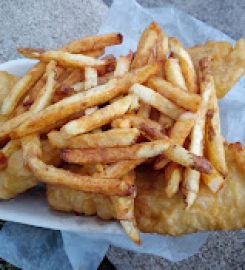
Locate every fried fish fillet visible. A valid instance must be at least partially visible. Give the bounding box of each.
[0,140,60,200]
[135,143,245,235]
[47,143,245,236]
[0,149,37,199]
[187,40,245,98]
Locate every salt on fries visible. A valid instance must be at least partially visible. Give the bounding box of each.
[0,22,244,244]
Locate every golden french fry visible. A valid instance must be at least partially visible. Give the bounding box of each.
[1,62,46,115]
[61,140,170,164]
[148,77,201,112]
[84,67,98,90]
[158,113,174,129]
[61,138,212,174]
[202,170,224,193]
[61,94,139,136]
[16,66,65,113]
[29,157,134,196]
[21,135,135,196]
[84,106,98,116]
[169,112,196,145]
[137,102,151,118]
[165,57,187,90]
[138,122,212,173]
[112,114,164,134]
[169,37,198,93]
[131,22,161,69]
[111,171,136,220]
[98,71,114,85]
[48,128,139,148]
[83,48,105,58]
[98,160,144,178]
[12,64,159,139]
[154,112,195,169]
[165,163,182,198]
[61,32,123,53]
[17,48,109,69]
[156,31,168,62]
[114,52,133,77]
[147,49,155,64]
[205,93,227,176]
[120,220,141,244]
[183,58,221,208]
[31,61,57,112]
[0,111,31,141]
[130,83,185,119]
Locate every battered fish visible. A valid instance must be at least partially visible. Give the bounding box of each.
[47,143,245,236]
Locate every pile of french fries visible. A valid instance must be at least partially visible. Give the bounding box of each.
[0,22,231,243]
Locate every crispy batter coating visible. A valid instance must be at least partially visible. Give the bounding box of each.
[135,144,245,235]
[47,143,245,236]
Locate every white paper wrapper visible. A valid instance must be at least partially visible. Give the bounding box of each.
[0,0,244,269]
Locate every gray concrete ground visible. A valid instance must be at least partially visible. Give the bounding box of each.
[0,0,244,269]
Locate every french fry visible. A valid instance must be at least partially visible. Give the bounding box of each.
[12,64,159,138]
[158,113,174,129]
[1,62,46,115]
[165,57,187,90]
[84,106,98,116]
[169,38,198,93]
[111,171,136,220]
[70,81,85,92]
[61,140,170,164]
[83,48,105,58]
[154,111,196,170]
[29,157,134,196]
[120,220,140,244]
[17,48,109,69]
[61,32,123,53]
[61,137,212,174]
[97,160,144,178]
[147,49,155,64]
[137,102,151,118]
[138,122,212,173]
[201,169,224,193]
[164,163,182,198]
[205,93,227,176]
[114,52,133,77]
[156,31,168,62]
[148,77,201,112]
[84,67,98,90]
[130,83,185,119]
[98,71,114,85]
[96,54,116,76]
[0,111,31,141]
[112,114,164,135]
[61,94,139,136]
[131,22,160,69]
[30,61,57,113]
[48,128,139,148]
[156,31,168,77]
[183,58,218,208]
[21,135,134,196]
